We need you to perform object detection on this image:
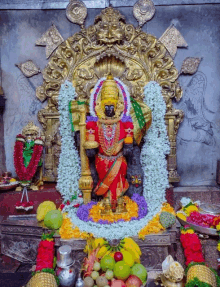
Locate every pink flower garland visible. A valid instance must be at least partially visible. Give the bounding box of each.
[14,134,44,181]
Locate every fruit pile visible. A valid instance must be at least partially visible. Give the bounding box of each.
[36,201,63,230]
[82,237,148,287]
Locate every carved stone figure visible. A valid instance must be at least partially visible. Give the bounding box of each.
[124,144,144,198]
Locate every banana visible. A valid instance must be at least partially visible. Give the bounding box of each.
[97,244,111,258]
[122,246,140,263]
[121,238,141,256]
[93,238,108,249]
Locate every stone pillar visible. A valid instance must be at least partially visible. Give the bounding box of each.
[0,86,6,175]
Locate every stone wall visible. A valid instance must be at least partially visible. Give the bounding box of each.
[1,1,220,186]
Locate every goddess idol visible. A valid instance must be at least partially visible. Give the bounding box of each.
[82,74,152,211]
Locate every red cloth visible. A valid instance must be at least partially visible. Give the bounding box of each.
[86,120,133,204]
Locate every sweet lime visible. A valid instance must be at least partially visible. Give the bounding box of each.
[100,255,115,272]
[113,261,130,280]
[44,209,63,229]
[130,263,147,283]
[36,201,56,221]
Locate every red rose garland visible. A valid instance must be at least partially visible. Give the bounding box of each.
[180,226,205,266]
[14,134,44,181]
[36,237,55,271]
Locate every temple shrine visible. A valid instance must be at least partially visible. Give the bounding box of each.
[0,0,220,286]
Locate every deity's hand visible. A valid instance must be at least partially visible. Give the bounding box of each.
[74,131,80,149]
[123,143,133,158]
[85,148,98,158]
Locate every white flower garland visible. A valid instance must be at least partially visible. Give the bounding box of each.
[59,80,170,239]
[57,80,83,206]
[141,81,170,213]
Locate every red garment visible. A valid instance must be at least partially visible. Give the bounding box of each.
[86,120,133,204]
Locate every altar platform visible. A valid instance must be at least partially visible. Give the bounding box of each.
[0,185,220,285]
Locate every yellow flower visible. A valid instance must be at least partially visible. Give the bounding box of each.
[216,224,220,231]
[59,214,91,239]
[177,212,187,221]
[184,205,198,216]
[185,229,194,234]
[217,242,220,252]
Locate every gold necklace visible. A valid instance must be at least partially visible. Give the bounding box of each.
[98,121,120,156]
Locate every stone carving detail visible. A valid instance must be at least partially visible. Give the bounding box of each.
[66,0,87,27]
[159,24,188,59]
[133,0,156,27]
[180,57,202,75]
[1,225,43,236]
[35,24,64,59]
[37,7,183,182]
[141,246,168,270]
[15,60,41,78]
[1,234,41,263]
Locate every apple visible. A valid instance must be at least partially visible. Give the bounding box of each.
[111,279,126,287]
[114,252,123,262]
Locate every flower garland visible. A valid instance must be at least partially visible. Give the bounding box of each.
[59,202,174,240]
[57,80,83,206]
[31,232,59,285]
[141,81,170,209]
[59,80,170,239]
[180,226,220,287]
[13,134,44,181]
[73,194,147,224]
[180,226,205,266]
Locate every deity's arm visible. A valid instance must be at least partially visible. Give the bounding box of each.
[122,119,134,159]
[84,120,99,158]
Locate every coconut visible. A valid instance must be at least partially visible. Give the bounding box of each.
[96,276,108,287]
[84,276,94,287]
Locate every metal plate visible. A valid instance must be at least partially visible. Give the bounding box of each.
[199,203,220,215]
[177,217,218,236]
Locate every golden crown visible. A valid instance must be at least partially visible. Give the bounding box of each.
[22,121,41,136]
[101,74,119,107]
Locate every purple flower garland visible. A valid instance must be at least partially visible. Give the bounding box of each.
[76,194,148,224]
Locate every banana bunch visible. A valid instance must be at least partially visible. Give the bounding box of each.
[119,237,141,263]
[84,237,108,255]
[83,237,142,263]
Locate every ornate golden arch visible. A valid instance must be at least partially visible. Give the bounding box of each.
[37,7,183,183]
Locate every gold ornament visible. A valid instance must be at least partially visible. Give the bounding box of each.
[133,0,156,27]
[22,121,41,139]
[159,24,188,59]
[66,0,87,27]
[37,6,183,184]
[101,74,119,108]
[15,60,40,78]
[35,24,64,59]
[180,57,202,75]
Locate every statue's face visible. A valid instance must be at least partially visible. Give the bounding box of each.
[105,105,115,117]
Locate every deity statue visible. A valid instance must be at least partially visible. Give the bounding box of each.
[14,122,44,191]
[82,74,151,211]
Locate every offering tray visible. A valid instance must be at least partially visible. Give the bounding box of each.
[177,217,218,236]
[199,203,220,215]
[0,181,19,191]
